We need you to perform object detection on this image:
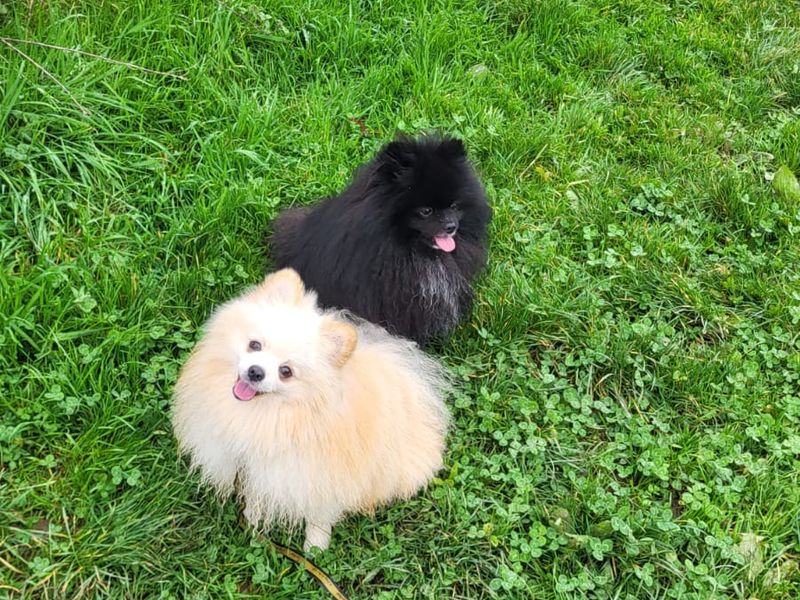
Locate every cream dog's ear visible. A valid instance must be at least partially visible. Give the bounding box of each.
[320,318,357,367]
[252,269,306,304]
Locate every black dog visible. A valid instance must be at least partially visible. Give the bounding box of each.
[269,136,491,345]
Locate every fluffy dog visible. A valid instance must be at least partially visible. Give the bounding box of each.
[172,269,449,551]
[269,135,491,345]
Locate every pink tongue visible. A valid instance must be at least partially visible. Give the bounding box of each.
[434,235,456,252]
[232,379,257,401]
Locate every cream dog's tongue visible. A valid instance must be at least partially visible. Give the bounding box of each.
[233,379,257,401]
[434,235,456,252]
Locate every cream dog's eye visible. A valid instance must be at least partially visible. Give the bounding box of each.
[248,340,262,351]
[278,365,293,380]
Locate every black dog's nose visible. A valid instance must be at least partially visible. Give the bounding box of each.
[247,365,265,382]
[444,223,458,235]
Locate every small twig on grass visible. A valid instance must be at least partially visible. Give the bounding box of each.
[1,38,91,116]
[348,116,369,136]
[0,36,188,80]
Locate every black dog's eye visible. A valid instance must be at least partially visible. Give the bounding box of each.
[417,207,433,218]
[248,340,262,352]
[278,364,293,380]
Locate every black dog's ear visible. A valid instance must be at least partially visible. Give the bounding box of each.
[439,137,466,159]
[377,140,416,180]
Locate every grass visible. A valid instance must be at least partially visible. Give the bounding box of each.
[1,0,800,597]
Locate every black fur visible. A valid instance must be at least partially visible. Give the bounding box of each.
[269,135,491,345]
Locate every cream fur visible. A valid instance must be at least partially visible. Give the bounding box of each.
[172,269,450,550]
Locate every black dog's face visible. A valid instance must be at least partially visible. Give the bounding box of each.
[404,201,462,253]
[378,137,485,254]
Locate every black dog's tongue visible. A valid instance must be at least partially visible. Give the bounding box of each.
[233,378,257,401]
[433,235,456,252]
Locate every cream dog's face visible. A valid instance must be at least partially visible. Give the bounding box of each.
[202,269,357,404]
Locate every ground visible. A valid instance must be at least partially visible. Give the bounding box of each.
[1,0,800,598]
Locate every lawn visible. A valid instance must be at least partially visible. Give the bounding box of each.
[2,0,800,598]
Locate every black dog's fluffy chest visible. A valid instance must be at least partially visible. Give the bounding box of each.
[411,254,470,332]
